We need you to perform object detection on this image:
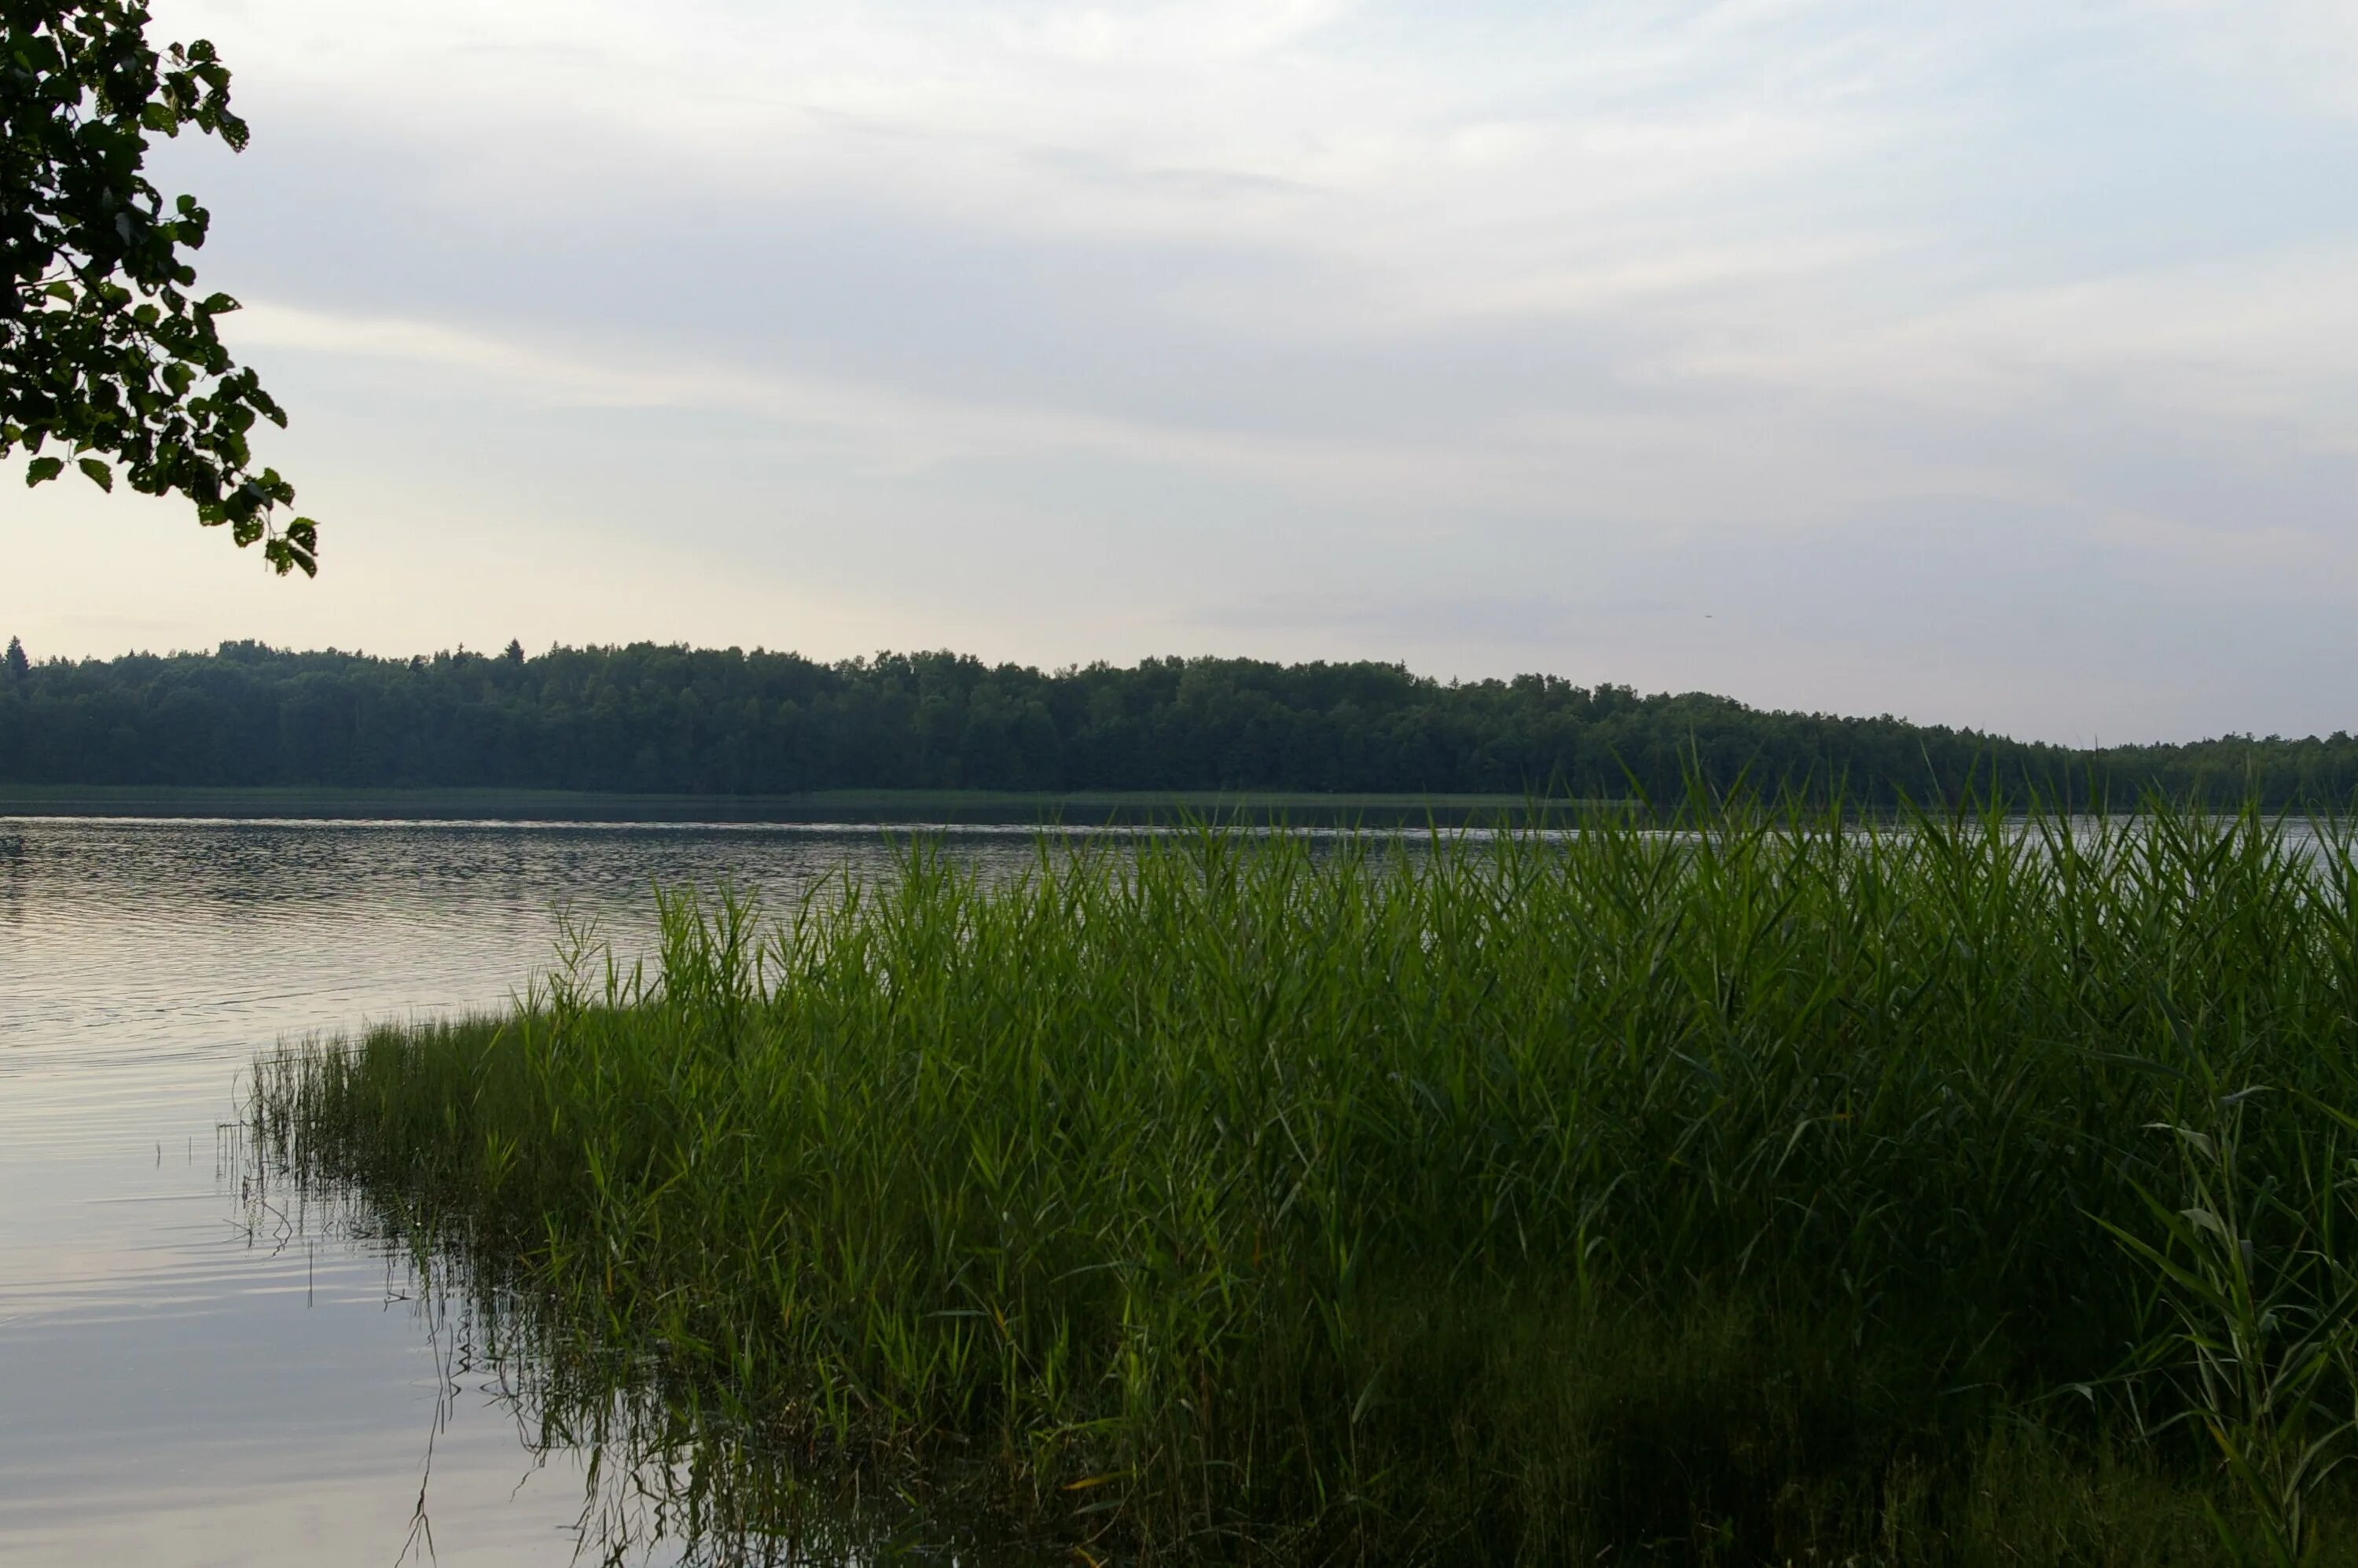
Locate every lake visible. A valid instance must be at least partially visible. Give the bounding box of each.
[10,811,2340,1563]
[0,816,1067,1566]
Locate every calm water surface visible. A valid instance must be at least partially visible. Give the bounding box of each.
[0,818,1056,1566]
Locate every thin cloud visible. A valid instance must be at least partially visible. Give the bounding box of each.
[23,1,2346,742]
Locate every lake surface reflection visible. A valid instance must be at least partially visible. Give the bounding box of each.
[0,818,1063,1566]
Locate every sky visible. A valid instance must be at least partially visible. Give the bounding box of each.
[6,0,2356,744]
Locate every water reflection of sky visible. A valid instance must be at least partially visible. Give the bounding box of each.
[0,819,1057,1567]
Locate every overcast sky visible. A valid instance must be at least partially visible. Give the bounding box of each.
[6,1,2356,742]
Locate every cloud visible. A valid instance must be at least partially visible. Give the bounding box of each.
[19,0,2341,743]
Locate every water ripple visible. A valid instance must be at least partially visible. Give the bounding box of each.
[0,817,1042,1567]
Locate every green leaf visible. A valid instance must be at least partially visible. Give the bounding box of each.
[2,10,320,572]
[2180,1205,2231,1241]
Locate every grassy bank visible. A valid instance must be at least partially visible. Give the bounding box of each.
[252,802,2358,1563]
[1,783,1550,825]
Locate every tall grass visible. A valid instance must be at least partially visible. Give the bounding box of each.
[252,798,2358,1562]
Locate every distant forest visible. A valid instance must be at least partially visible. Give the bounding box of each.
[2,639,2353,806]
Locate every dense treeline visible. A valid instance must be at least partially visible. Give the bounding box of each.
[1,637,2352,805]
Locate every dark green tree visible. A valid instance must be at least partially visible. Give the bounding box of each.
[2,2,316,572]
[7,640,2337,808]
[503,638,524,663]
[2,633,25,678]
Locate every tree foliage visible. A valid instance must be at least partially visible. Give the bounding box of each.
[2,641,2349,806]
[2,2,315,572]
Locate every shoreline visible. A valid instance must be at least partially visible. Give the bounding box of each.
[0,784,1570,827]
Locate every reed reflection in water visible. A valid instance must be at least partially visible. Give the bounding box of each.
[225,1118,1057,1568]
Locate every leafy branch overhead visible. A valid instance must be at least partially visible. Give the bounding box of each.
[2,1,316,574]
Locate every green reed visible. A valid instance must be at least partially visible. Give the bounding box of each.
[252,797,2358,1563]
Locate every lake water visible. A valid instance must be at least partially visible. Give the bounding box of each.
[0,817,1065,1567]
[9,812,2335,1563]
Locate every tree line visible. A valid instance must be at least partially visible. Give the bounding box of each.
[1,638,2352,806]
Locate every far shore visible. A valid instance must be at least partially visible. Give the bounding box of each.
[0,784,1578,827]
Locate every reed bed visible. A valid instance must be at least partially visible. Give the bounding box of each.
[252,800,2358,1564]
